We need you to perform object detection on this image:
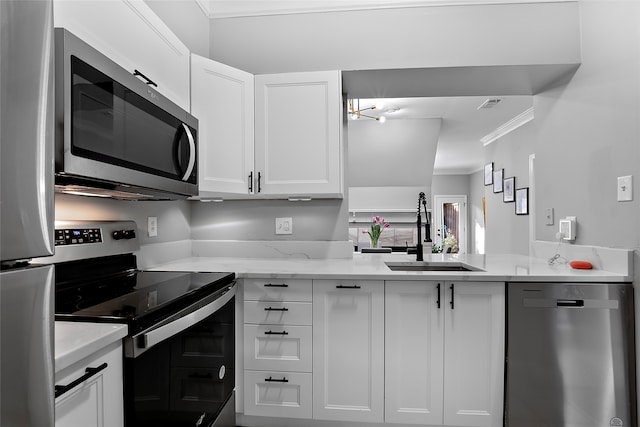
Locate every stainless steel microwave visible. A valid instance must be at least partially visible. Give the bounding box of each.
[54,28,198,200]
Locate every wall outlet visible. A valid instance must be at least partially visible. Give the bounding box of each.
[148,216,158,237]
[559,216,576,241]
[275,217,293,235]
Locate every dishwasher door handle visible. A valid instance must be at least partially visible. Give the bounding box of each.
[557,299,584,307]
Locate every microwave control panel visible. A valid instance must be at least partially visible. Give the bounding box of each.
[55,228,102,246]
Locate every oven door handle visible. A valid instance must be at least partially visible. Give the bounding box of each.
[124,281,237,358]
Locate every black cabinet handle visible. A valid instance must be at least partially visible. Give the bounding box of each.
[55,363,108,398]
[264,330,288,335]
[257,172,262,193]
[265,376,289,383]
[133,69,158,87]
[336,285,361,289]
[450,284,455,309]
[248,171,253,193]
[264,283,288,288]
[437,283,441,309]
[264,307,289,311]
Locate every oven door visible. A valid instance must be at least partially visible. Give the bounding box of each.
[124,289,236,427]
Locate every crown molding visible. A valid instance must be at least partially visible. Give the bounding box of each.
[481,107,534,146]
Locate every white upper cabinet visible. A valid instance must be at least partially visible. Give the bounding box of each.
[53,0,190,111]
[254,71,343,198]
[191,54,255,195]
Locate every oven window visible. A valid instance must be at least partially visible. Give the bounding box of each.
[124,297,234,426]
[70,56,196,183]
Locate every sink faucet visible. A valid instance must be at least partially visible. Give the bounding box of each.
[416,192,432,261]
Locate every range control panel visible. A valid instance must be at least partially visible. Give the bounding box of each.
[55,228,103,246]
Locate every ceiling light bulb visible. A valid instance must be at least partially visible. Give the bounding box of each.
[378,116,386,123]
[375,101,384,110]
[351,113,358,120]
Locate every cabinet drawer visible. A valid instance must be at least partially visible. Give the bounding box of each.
[244,370,312,419]
[244,301,312,326]
[244,279,312,302]
[244,325,312,372]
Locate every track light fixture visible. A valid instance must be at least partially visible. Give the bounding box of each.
[348,99,386,123]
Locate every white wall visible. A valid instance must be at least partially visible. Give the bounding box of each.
[190,199,348,241]
[483,122,534,255]
[144,0,210,56]
[348,119,441,187]
[208,2,580,74]
[55,194,191,245]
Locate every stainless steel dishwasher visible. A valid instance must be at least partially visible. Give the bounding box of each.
[506,282,636,427]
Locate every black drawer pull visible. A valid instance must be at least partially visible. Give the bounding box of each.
[264,283,288,288]
[264,307,289,311]
[55,363,108,398]
[265,376,288,383]
[264,330,288,335]
[336,285,361,289]
[437,283,441,309]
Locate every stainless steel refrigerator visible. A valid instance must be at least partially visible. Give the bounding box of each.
[0,1,56,426]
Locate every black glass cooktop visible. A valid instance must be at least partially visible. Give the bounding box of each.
[54,254,235,334]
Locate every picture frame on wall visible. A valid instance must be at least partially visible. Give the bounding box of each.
[493,168,504,193]
[503,176,515,202]
[515,187,529,215]
[484,163,493,185]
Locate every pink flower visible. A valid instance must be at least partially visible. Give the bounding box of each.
[384,223,390,228]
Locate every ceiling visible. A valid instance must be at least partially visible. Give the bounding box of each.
[201,0,560,18]
[349,96,533,175]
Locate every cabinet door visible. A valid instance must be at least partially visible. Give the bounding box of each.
[55,341,124,427]
[191,54,255,195]
[254,71,343,197]
[312,280,384,422]
[385,281,444,425]
[53,0,190,110]
[443,282,505,427]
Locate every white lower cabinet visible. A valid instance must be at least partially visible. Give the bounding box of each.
[55,340,124,427]
[244,370,312,419]
[385,281,505,427]
[312,279,385,423]
[243,279,313,419]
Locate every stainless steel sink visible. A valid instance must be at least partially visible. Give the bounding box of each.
[385,261,484,272]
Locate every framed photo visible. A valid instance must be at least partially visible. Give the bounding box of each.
[493,168,504,193]
[484,163,493,186]
[503,176,515,202]
[515,187,529,215]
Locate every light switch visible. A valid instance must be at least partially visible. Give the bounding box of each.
[617,175,633,202]
[545,208,554,225]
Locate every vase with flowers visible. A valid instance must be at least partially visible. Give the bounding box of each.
[363,215,390,249]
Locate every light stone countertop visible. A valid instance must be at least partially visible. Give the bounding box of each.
[147,252,632,283]
[55,322,128,372]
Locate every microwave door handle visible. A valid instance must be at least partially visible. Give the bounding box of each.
[180,123,196,181]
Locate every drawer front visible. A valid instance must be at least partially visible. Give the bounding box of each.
[244,279,312,302]
[244,301,312,326]
[244,370,312,419]
[244,325,312,372]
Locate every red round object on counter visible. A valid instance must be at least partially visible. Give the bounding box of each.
[569,260,593,269]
